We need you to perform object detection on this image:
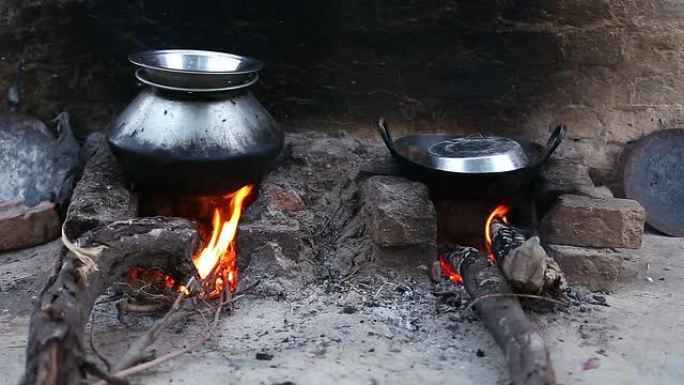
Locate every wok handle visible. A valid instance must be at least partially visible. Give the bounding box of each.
[377,118,398,158]
[544,123,567,159]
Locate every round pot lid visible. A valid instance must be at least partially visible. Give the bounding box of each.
[418,134,530,173]
[623,129,684,236]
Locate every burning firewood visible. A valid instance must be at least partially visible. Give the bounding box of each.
[487,205,565,294]
[22,142,257,385]
[444,246,557,385]
[20,145,200,385]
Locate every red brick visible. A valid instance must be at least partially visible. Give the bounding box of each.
[0,201,61,251]
[541,195,645,249]
[547,245,623,291]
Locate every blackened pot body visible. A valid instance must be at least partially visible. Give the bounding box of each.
[107,87,283,196]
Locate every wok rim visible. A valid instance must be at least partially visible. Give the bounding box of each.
[390,133,548,174]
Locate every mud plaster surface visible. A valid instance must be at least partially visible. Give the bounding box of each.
[1,234,683,385]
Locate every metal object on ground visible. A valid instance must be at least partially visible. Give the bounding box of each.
[0,112,80,207]
[377,119,566,197]
[623,129,684,236]
[108,50,283,196]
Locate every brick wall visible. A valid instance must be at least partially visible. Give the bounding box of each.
[1,0,683,188]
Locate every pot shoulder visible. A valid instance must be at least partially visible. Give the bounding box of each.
[107,88,283,160]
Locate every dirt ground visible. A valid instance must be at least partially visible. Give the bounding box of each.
[1,233,683,385]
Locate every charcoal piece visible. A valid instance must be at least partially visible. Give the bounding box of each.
[256,352,274,360]
[491,220,528,261]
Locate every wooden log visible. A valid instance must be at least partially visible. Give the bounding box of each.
[490,218,529,261]
[20,144,200,385]
[445,246,556,385]
[62,145,137,240]
[490,219,564,294]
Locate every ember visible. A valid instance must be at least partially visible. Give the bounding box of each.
[439,254,463,284]
[193,184,254,296]
[439,202,513,284]
[127,267,175,290]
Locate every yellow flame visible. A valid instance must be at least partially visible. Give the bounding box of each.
[192,185,253,293]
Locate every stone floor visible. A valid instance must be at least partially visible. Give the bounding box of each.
[1,234,683,385]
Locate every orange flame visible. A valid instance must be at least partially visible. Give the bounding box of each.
[484,203,511,260]
[192,185,253,296]
[439,254,463,284]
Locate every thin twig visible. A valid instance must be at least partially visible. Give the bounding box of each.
[89,311,111,371]
[337,262,368,286]
[114,281,174,303]
[118,302,170,314]
[196,304,212,331]
[82,360,128,385]
[462,293,567,315]
[196,294,244,315]
[110,277,196,372]
[98,291,225,384]
[372,280,387,300]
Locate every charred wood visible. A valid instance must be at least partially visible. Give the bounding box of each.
[490,219,564,294]
[445,246,556,385]
[62,145,137,240]
[20,144,200,385]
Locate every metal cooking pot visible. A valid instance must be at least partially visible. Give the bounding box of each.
[107,49,284,196]
[378,119,566,198]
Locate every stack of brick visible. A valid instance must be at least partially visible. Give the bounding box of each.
[537,160,646,291]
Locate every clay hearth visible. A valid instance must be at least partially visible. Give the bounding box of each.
[54,130,639,301]
[4,128,663,385]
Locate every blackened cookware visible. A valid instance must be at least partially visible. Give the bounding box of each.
[377,119,566,197]
[107,50,283,196]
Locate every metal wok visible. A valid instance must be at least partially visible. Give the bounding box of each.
[377,119,566,198]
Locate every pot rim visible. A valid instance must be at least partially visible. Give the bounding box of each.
[135,69,260,92]
[129,49,264,75]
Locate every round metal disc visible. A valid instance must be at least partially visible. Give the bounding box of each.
[623,129,684,236]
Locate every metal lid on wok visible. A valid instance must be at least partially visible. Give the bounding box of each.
[377,119,566,174]
[425,135,530,173]
[129,49,263,92]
